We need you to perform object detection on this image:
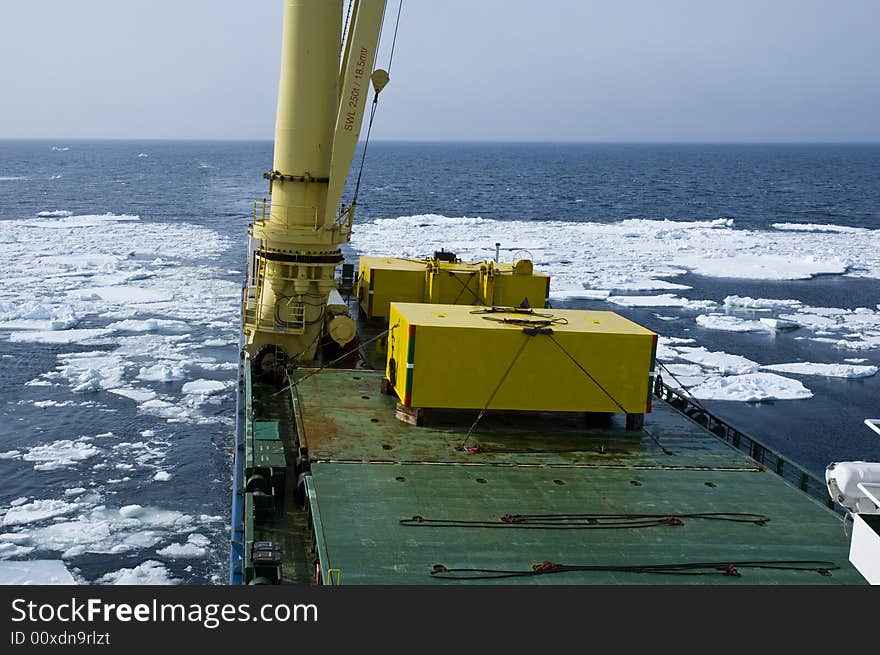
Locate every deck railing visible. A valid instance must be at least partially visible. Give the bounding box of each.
[654,378,836,511]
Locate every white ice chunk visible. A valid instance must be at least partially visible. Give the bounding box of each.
[676,347,760,375]
[660,364,704,377]
[695,314,766,332]
[108,387,157,402]
[181,379,228,395]
[658,336,696,345]
[676,253,850,280]
[106,318,189,333]
[8,328,114,344]
[119,504,144,519]
[69,286,172,304]
[156,535,208,559]
[97,560,178,585]
[137,364,186,382]
[17,505,195,559]
[723,295,803,310]
[759,318,800,331]
[0,302,79,330]
[761,362,878,378]
[772,223,868,233]
[32,400,76,408]
[606,294,715,310]
[689,372,812,401]
[3,499,80,527]
[0,560,77,585]
[21,438,100,471]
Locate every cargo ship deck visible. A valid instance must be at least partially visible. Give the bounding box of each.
[232,358,863,585]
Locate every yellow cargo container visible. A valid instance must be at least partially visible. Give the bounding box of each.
[358,256,550,320]
[357,257,425,320]
[483,262,550,309]
[386,303,657,414]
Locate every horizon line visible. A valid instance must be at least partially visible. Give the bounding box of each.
[1,137,879,146]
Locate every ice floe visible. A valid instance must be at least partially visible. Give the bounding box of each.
[687,373,813,402]
[181,379,228,395]
[108,387,157,402]
[0,302,79,331]
[156,533,210,559]
[760,362,878,378]
[674,347,760,375]
[723,295,803,311]
[0,560,76,584]
[606,294,716,310]
[97,560,178,585]
[695,314,765,332]
[32,400,77,408]
[758,318,800,331]
[350,215,880,297]
[772,223,869,234]
[676,254,850,280]
[107,318,189,333]
[14,438,100,471]
[37,210,73,218]
[2,499,81,527]
[8,328,114,344]
[0,206,240,575]
[137,363,188,383]
[4,503,201,560]
[777,306,880,350]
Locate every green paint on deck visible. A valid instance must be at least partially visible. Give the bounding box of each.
[285,369,862,585]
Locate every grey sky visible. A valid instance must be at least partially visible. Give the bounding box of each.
[1,0,877,141]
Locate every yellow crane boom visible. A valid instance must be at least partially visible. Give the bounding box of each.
[244,0,387,363]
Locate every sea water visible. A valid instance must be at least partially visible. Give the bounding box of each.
[0,140,878,583]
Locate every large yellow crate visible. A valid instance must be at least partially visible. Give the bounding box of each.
[386,303,657,413]
[358,256,550,320]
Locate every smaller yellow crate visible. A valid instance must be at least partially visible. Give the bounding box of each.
[357,256,550,320]
[357,257,425,320]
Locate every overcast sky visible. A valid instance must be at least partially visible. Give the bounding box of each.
[1,0,877,142]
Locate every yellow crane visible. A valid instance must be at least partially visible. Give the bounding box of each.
[243,0,388,366]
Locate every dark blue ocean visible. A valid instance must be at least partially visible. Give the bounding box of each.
[0,140,878,584]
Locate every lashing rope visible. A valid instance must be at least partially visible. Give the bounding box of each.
[655,360,709,413]
[547,334,628,414]
[460,334,531,449]
[458,313,631,448]
[400,512,770,530]
[429,559,839,580]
